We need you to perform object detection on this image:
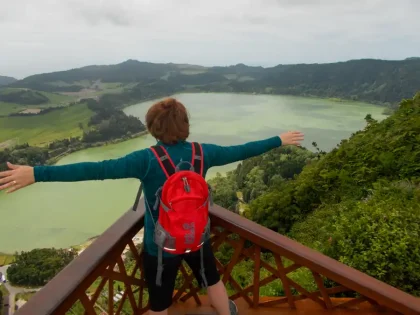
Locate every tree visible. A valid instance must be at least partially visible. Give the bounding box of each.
[208,172,238,211]
[7,248,77,287]
[242,167,267,202]
[290,181,420,296]
[0,144,49,171]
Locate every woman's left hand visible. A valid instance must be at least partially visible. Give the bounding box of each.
[0,162,35,193]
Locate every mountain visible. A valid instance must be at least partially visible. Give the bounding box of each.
[0,75,17,86]
[11,60,179,92]
[11,58,420,105]
[256,59,420,104]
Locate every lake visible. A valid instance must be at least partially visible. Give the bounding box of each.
[0,93,386,253]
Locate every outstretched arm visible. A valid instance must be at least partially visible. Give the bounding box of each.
[204,131,304,167]
[0,149,150,193]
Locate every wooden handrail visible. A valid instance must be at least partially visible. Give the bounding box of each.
[15,203,420,315]
[209,204,420,314]
[16,204,145,315]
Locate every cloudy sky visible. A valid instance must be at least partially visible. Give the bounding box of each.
[1,0,419,78]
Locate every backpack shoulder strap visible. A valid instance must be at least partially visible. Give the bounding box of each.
[191,142,204,177]
[150,145,176,178]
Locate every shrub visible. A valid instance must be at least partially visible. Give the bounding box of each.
[246,93,420,233]
[290,181,420,296]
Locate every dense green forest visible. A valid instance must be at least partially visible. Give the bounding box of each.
[6,248,77,286]
[0,144,49,171]
[81,98,146,143]
[208,93,420,296]
[10,58,420,106]
[0,76,17,87]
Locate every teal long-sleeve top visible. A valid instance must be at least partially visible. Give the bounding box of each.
[34,136,282,257]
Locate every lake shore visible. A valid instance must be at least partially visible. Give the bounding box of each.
[46,130,149,165]
[70,228,144,256]
[170,90,392,108]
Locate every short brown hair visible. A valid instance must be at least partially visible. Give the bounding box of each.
[145,98,190,144]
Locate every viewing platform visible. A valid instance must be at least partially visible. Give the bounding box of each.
[15,204,420,315]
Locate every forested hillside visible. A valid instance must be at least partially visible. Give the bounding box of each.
[11,58,420,106]
[0,75,16,86]
[0,89,49,105]
[245,59,420,104]
[209,93,420,296]
[11,60,181,92]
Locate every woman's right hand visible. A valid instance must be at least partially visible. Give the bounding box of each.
[280,131,304,146]
[0,162,35,193]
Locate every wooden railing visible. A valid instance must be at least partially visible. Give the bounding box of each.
[16,203,420,315]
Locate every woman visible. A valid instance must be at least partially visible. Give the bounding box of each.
[0,98,304,315]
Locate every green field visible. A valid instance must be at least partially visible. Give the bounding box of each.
[0,88,72,102]
[0,102,21,116]
[0,253,15,266]
[180,69,208,75]
[48,80,92,87]
[39,91,73,104]
[49,80,121,90]
[48,81,133,98]
[0,84,132,116]
[0,100,70,116]
[94,82,128,95]
[0,88,75,116]
[0,103,94,146]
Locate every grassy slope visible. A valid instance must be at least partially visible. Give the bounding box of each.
[39,91,72,104]
[48,80,91,87]
[0,88,75,115]
[94,83,128,96]
[48,82,132,99]
[0,103,20,116]
[0,84,129,146]
[0,104,94,146]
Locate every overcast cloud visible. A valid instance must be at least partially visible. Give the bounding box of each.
[0,0,419,78]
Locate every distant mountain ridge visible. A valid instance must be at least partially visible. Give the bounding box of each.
[0,75,17,86]
[10,58,420,105]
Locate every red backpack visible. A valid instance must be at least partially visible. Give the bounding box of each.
[146,142,212,287]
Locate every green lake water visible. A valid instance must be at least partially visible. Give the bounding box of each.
[0,93,386,253]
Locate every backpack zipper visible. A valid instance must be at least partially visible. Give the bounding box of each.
[182,177,190,193]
